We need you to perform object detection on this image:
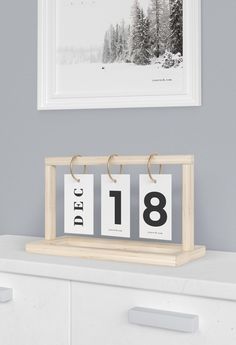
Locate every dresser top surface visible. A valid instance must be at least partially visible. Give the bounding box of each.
[0,235,236,301]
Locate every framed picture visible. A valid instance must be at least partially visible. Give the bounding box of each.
[38,0,201,110]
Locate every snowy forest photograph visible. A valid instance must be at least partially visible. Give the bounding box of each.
[56,0,185,98]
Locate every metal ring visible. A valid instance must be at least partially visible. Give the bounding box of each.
[107,154,123,183]
[70,155,87,183]
[147,153,162,183]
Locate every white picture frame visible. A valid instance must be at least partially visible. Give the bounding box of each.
[38,0,201,110]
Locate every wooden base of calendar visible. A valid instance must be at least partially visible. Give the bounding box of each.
[26,236,206,267]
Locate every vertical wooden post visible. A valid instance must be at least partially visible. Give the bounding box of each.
[45,165,56,240]
[182,163,194,251]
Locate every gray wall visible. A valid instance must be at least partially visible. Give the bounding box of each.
[0,0,235,251]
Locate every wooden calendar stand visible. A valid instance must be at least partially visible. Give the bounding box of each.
[26,155,206,267]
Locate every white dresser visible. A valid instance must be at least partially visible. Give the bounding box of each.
[0,235,236,345]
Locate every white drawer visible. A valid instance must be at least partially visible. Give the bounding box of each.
[71,282,236,345]
[0,272,70,345]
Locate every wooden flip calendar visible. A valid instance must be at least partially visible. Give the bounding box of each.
[26,155,206,267]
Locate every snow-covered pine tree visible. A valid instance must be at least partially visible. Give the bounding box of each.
[130,1,151,65]
[170,0,183,55]
[109,24,117,62]
[115,24,123,61]
[102,31,111,63]
[119,20,129,62]
[134,9,151,65]
[148,0,161,57]
[125,25,132,62]
[127,25,133,62]
[159,0,171,54]
[130,0,142,62]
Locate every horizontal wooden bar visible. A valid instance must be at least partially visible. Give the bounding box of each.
[45,155,194,167]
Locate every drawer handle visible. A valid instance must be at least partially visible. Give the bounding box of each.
[0,287,13,303]
[128,307,199,333]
